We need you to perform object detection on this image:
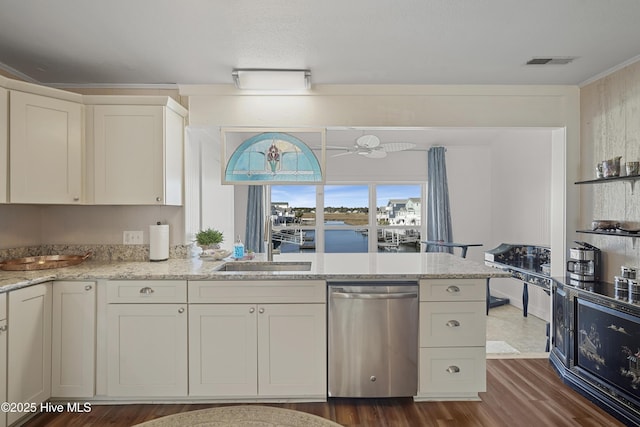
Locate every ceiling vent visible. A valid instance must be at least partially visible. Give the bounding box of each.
[526,57,577,65]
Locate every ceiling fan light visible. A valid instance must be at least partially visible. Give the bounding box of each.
[356,134,380,148]
[232,69,311,90]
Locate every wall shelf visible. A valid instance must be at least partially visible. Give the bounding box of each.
[576,229,638,248]
[575,174,640,194]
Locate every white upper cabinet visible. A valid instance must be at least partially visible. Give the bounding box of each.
[85,96,187,205]
[9,90,82,204]
[0,76,188,206]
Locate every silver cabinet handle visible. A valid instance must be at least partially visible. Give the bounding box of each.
[370,376,377,382]
[85,285,92,291]
[178,307,185,314]
[258,308,265,314]
[73,197,80,201]
[446,320,461,327]
[249,307,255,313]
[446,285,460,293]
[0,325,7,333]
[140,287,154,295]
[156,197,162,202]
[446,366,460,374]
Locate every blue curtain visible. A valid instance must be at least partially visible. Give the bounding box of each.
[426,146,453,253]
[245,185,264,253]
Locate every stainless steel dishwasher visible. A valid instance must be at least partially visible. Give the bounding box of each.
[328,282,418,397]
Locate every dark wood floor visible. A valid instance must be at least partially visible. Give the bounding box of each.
[22,359,624,427]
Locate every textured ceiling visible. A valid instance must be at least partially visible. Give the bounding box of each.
[1,0,640,86]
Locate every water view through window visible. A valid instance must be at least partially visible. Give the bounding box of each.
[270,184,422,253]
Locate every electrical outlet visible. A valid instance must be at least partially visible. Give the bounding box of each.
[123,230,143,245]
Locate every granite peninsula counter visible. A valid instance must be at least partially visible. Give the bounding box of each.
[0,252,509,291]
[0,252,510,418]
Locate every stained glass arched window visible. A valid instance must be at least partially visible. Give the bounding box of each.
[223,130,324,184]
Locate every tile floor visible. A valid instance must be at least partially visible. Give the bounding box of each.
[486,303,549,357]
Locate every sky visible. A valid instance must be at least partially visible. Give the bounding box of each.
[271,185,421,208]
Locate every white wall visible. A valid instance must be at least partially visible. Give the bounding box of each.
[39,205,184,245]
[580,62,640,280]
[445,145,492,263]
[486,131,553,320]
[0,205,42,246]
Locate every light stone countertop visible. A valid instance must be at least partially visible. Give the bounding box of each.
[0,252,510,293]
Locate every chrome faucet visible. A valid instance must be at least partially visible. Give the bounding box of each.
[265,215,273,261]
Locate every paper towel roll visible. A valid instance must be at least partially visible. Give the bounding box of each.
[149,223,169,261]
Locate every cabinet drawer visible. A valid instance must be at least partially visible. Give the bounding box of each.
[419,347,486,395]
[188,280,326,304]
[420,279,485,302]
[107,280,187,303]
[419,301,486,347]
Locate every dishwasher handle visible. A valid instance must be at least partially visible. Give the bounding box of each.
[331,291,417,300]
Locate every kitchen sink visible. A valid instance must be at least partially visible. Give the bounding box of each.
[217,261,312,272]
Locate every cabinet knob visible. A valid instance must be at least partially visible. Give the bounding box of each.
[73,197,80,202]
[85,285,92,291]
[446,285,461,293]
[259,308,265,314]
[249,307,255,313]
[178,307,185,314]
[446,320,461,328]
[139,287,154,295]
[446,366,460,374]
[156,196,162,202]
[0,325,7,333]
[370,376,377,382]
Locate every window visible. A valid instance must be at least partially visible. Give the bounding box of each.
[223,130,324,184]
[324,185,369,252]
[270,184,424,253]
[376,185,422,252]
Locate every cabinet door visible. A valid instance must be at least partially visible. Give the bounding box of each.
[52,281,96,398]
[7,283,52,426]
[106,303,187,396]
[257,304,326,397]
[0,293,7,427]
[9,91,82,204]
[188,304,258,396]
[93,105,164,204]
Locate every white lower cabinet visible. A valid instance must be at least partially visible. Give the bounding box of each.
[419,347,486,395]
[51,281,96,398]
[257,304,326,397]
[0,293,7,427]
[7,283,52,426]
[106,281,188,397]
[189,304,257,396]
[188,280,326,399]
[416,279,486,401]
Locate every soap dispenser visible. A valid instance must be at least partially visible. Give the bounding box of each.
[233,235,245,259]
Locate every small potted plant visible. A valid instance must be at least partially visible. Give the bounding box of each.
[195,228,224,250]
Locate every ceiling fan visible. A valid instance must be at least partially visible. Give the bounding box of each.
[328,134,416,159]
